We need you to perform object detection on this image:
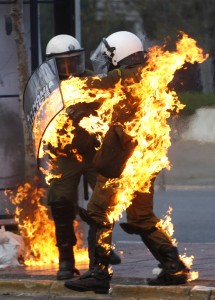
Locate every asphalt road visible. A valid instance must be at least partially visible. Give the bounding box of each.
[113,186,215,243]
[112,137,215,244]
[1,137,215,245]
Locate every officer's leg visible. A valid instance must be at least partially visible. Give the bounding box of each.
[65,221,113,294]
[50,197,79,280]
[120,179,189,285]
[65,175,115,293]
[79,206,121,268]
[48,159,82,280]
[83,170,121,268]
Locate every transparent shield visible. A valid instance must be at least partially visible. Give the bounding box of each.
[90,41,110,75]
[23,58,64,159]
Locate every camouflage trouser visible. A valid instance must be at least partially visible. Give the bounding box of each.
[47,156,98,207]
[87,174,172,256]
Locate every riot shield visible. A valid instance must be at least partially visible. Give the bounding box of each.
[23,58,64,159]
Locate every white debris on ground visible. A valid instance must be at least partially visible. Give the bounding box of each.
[0,227,25,269]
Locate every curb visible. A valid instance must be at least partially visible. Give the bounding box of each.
[0,279,215,299]
[111,285,215,300]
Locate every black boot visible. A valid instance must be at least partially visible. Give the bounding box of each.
[50,200,79,280]
[110,249,121,265]
[57,246,80,280]
[65,264,111,294]
[65,244,111,294]
[120,223,189,286]
[147,246,190,286]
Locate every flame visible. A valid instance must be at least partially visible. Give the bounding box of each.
[5,179,89,267]
[22,33,207,274]
[98,229,112,254]
[156,207,177,246]
[38,77,126,183]
[180,253,199,281]
[157,206,199,280]
[41,33,208,220]
[104,33,208,222]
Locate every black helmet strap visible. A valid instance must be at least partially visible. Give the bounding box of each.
[102,38,116,59]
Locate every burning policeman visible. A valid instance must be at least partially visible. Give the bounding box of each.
[64,31,190,294]
[44,34,98,280]
[24,34,121,281]
[46,34,122,280]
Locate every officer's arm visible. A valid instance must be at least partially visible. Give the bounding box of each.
[84,68,121,89]
[66,69,121,124]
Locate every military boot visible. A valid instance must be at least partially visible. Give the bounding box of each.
[110,249,121,265]
[65,264,111,294]
[120,223,189,286]
[57,246,80,280]
[50,200,79,280]
[65,244,111,294]
[147,246,190,285]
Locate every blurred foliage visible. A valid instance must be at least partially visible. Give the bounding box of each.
[38,0,215,114]
[133,0,215,54]
[179,92,215,115]
[127,0,215,55]
[39,0,137,67]
[39,3,54,61]
[39,0,215,62]
[81,0,136,69]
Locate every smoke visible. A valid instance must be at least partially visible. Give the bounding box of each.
[182,107,215,143]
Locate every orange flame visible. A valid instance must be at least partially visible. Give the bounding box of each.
[39,33,207,213]
[5,180,88,267]
[23,33,207,274]
[104,33,208,223]
[156,207,176,245]
[157,206,199,280]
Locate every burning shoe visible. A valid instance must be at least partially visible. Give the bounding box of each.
[64,265,111,294]
[147,267,189,285]
[147,246,190,286]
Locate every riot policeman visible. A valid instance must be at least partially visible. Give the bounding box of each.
[64,31,189,293]
[45,34,121,280]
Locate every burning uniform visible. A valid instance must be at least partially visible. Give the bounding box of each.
[45,35,121,280]
[44,35,97,281]
[64,31,189,294]
[24,34,121,281]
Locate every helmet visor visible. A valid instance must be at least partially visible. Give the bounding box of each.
[90,41,110,75]
[55,50,85,78]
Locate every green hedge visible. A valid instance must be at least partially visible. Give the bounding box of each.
[178,92,215,115]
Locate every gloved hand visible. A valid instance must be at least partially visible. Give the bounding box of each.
[66,101,101,125]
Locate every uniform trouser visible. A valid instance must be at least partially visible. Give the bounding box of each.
[47,156,98,252]
[47,156,97,205]
[87,174,173,263]
[87,175,117,262]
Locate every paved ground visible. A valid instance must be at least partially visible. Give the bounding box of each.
[0,241,214,299]
[0,115,215,299]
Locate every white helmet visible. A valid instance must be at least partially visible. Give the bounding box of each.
[90,31,145,74]
[45,34,85,78]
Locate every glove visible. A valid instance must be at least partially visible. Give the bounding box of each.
[66,101,101,125]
